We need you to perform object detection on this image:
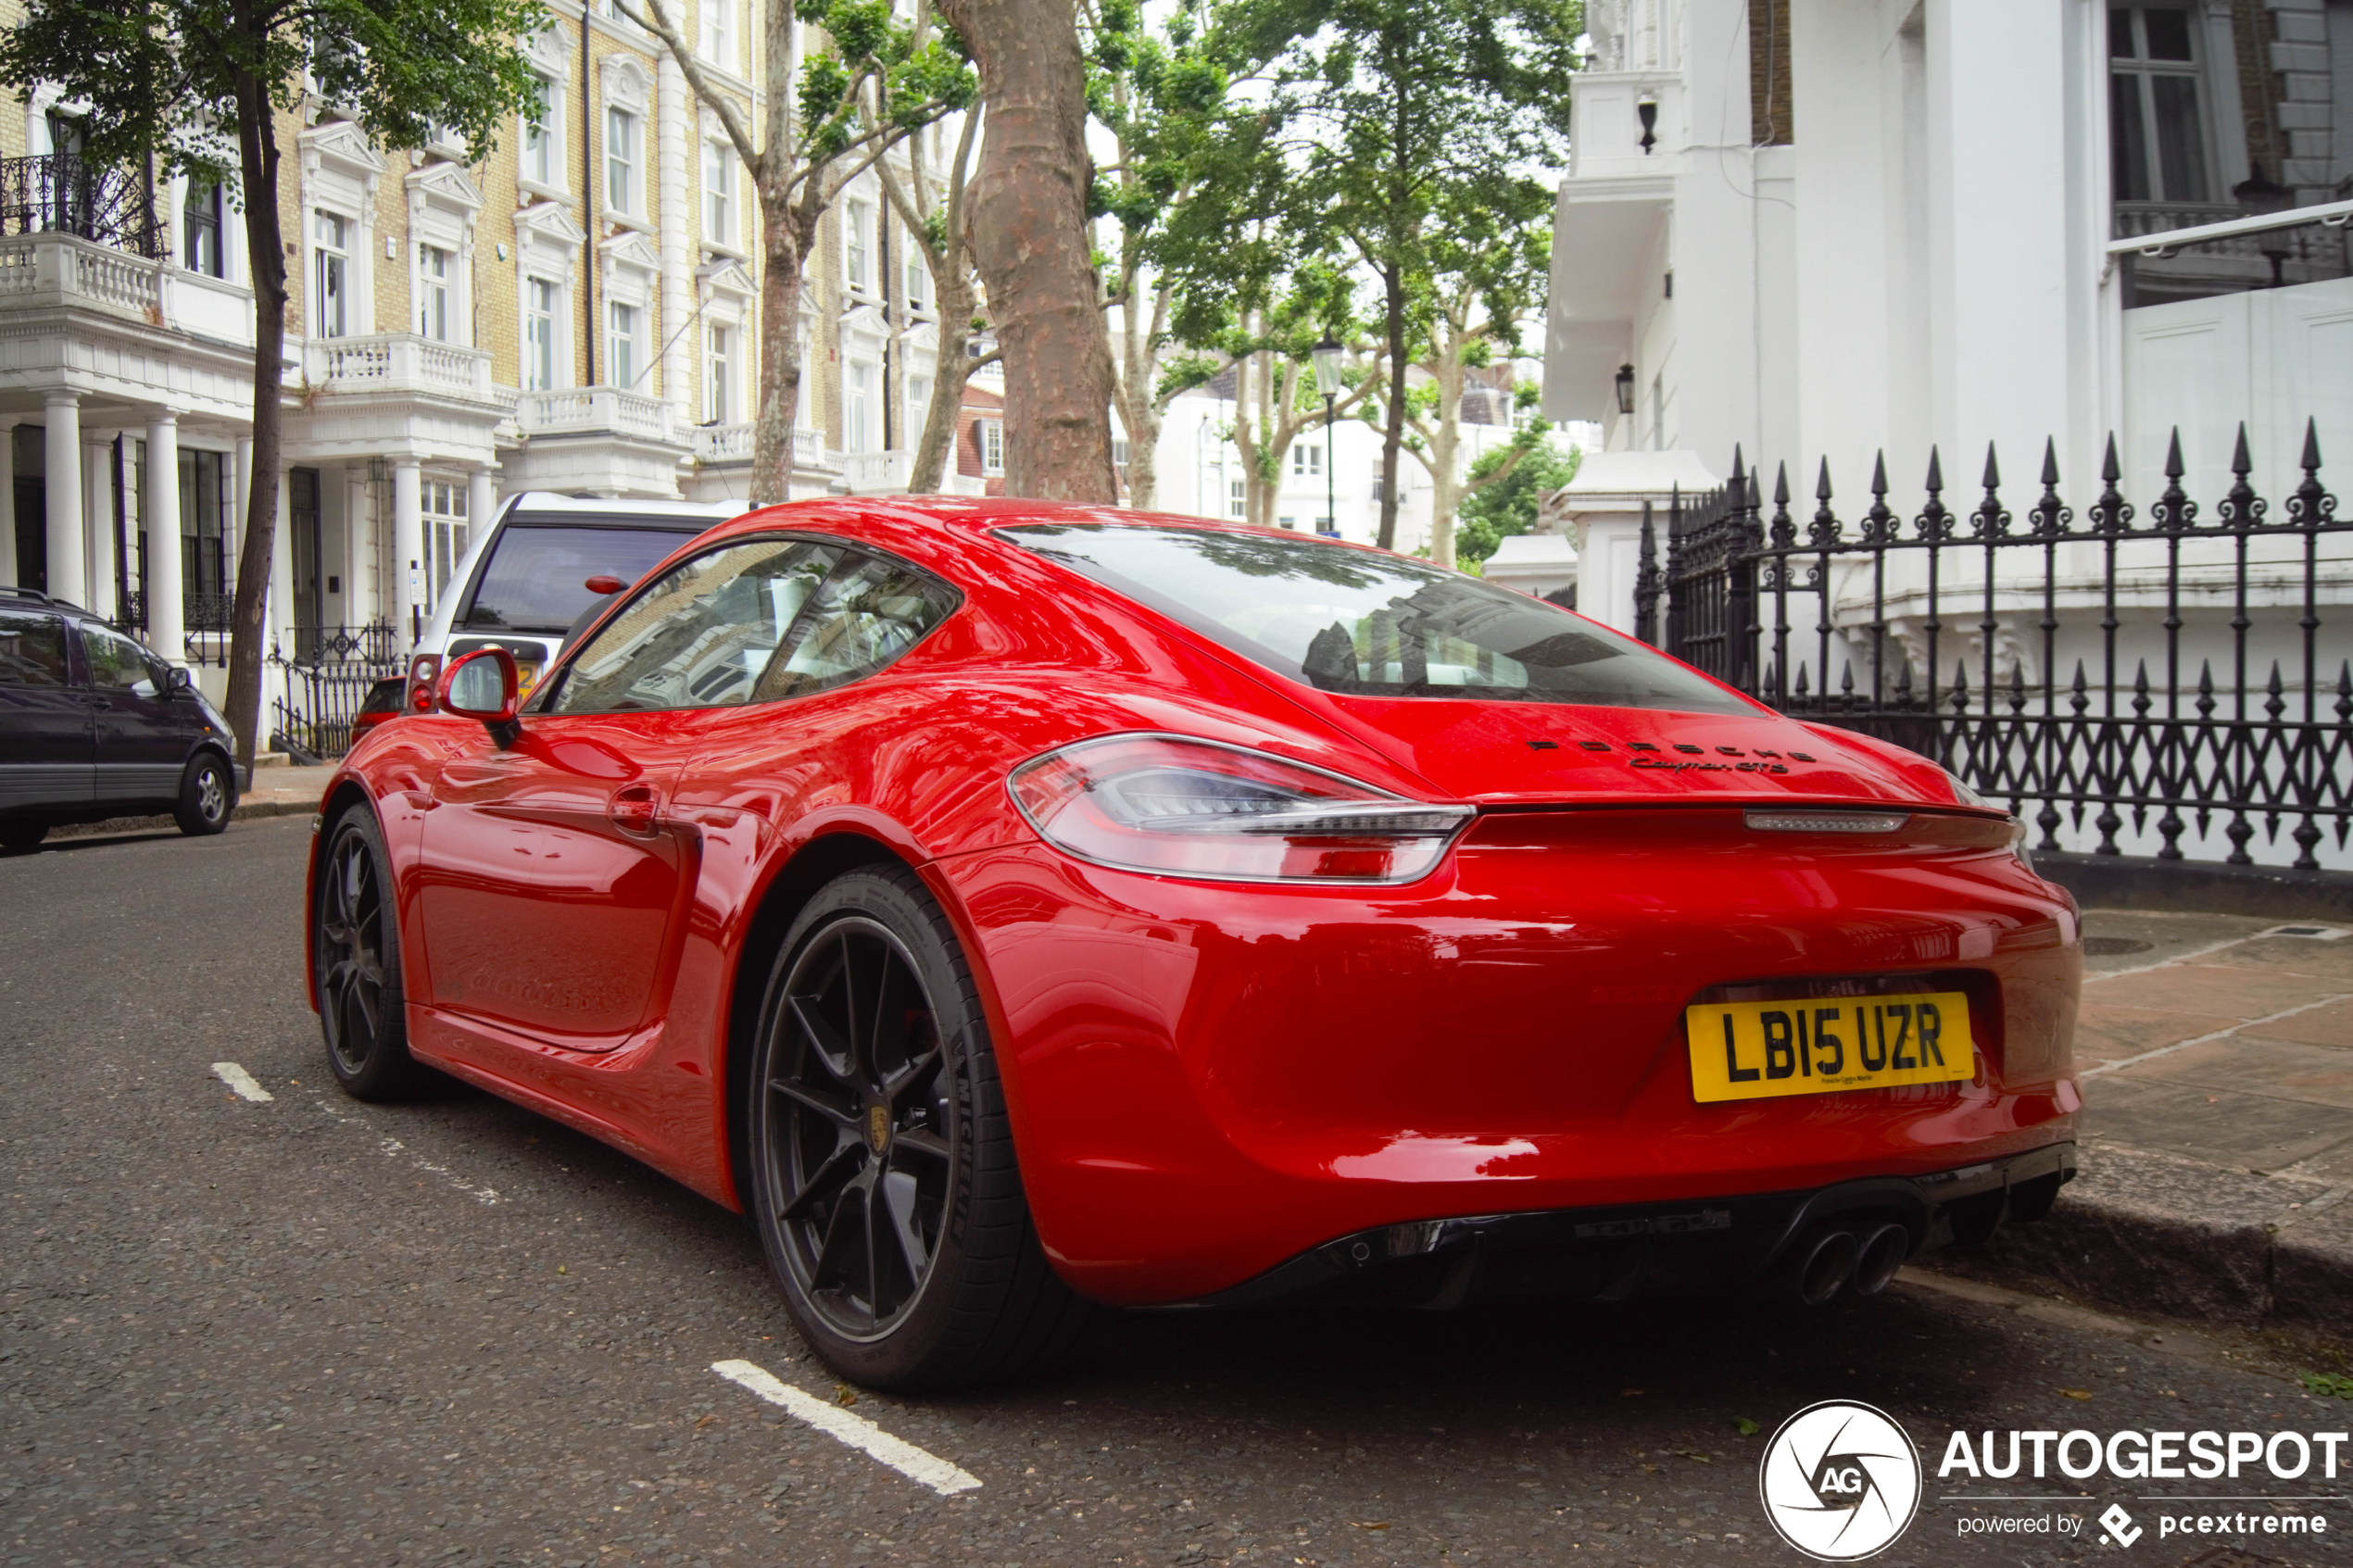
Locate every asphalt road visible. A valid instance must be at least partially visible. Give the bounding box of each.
[4,818,2349,1568]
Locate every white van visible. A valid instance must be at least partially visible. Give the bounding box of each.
[405,492,747,711]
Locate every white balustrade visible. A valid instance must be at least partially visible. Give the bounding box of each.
[306,332,494,400]
[514,385,675,442]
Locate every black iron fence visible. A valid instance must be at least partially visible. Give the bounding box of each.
[0,153,165,258]
[182,591,235,668]
[1643,422,2349,871]
[269,622,403,760]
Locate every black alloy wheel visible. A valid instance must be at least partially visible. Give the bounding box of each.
[768,914,956,1337]
[748,867,1089,1390]
[174,752,233,836]
[315,807,427,1100]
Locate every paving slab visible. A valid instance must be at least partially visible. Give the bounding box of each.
[1931,907,2353,1342]
[2078,959,2347,1020]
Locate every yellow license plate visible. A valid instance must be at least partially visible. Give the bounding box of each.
[1685,991,1974,1103]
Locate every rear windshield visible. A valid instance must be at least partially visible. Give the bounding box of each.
[999,522,1753,715]
[462,523,703,633]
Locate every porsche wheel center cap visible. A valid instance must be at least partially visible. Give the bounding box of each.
[866,1103,891,1155]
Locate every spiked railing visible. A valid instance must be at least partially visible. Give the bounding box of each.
[1643,424,2350,870]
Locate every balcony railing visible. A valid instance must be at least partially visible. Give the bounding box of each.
[306,332,496,402]
[0,154,164,258]
[844,449,910,491]
[688,423,840,473]
[516,385,674,442]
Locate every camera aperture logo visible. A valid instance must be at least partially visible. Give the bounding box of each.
[1759,1400,1923,1561]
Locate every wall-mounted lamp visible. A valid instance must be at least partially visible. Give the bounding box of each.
[1614,362,1637,416]
[1636,93,1658,155]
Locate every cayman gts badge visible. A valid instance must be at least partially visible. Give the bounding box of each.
[1572,739,1820,775]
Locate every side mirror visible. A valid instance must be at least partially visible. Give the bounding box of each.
[437,646,521,746]
[163,666,195,697]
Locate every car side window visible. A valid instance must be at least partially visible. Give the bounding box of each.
[548,539,841,714]
[752,551,958,702]
[0,609,69,685]
[80,623,160,696]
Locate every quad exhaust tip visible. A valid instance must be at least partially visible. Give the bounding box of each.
[1782,1220,1912,1306]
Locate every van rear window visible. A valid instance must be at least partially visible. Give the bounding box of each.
[462,525,700,633]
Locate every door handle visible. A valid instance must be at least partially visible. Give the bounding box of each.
[609,784,661,836]
[88,696,110,710]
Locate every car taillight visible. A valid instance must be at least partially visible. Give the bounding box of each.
[1007,734,1472,884]
[408,655,441,712]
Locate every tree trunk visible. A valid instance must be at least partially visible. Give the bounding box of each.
[750,187,810,505]
[934,0,1116,501]
[1125,401,1162,510]
[1425,337,1465,568]
[221,62,284,771]
[907,266,974,492]
[1377,260,1406,552]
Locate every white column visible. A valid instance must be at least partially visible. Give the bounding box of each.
[144,414,184,662]
[391,458,424,649]
[269,463,295,649]
[43,393,83,606]
[345,469,374,630]
[467,469,497,536]
[82,439,113,622]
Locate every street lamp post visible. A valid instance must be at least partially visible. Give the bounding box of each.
[1311,335,1343,535]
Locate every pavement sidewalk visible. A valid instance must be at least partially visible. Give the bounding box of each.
[1955,908,2353,1340]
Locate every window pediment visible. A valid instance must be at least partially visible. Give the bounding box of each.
[408,163,484,220]
[698,257,755,301]
[600,52,652,112]
[299,120,385,194]
[523,24,572,79]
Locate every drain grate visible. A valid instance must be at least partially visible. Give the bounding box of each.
[2081,936,2156,956]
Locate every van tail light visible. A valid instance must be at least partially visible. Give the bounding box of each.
[407,655,441,713]
[1007,734,1472,884]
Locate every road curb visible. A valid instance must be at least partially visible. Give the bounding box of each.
[49,797,317,841]
[1925,1144,2353,1344]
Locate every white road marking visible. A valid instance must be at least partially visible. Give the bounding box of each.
[310,1098,503,1205]
[711,1359,981,1496]
[211,1062,275,1102]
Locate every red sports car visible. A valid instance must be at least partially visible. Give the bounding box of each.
[308,498,2081,1390]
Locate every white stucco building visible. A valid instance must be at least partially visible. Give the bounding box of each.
[1543,0,2351,512]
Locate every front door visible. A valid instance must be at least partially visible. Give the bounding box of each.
[0,607,92,813]
[80,621,193,806]
[413,534,838,1049]
[416,712,698,1048]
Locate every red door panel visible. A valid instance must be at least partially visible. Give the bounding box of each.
[415,713,700,1050]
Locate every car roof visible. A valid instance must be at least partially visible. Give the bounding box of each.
[503,492,748,526]
[0,584,87,616]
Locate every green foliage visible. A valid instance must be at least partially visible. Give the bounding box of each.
[1455,432,1577,566]
[786,0,972,163]
[2303,1371,2353,1399]
[0,0,548,191]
